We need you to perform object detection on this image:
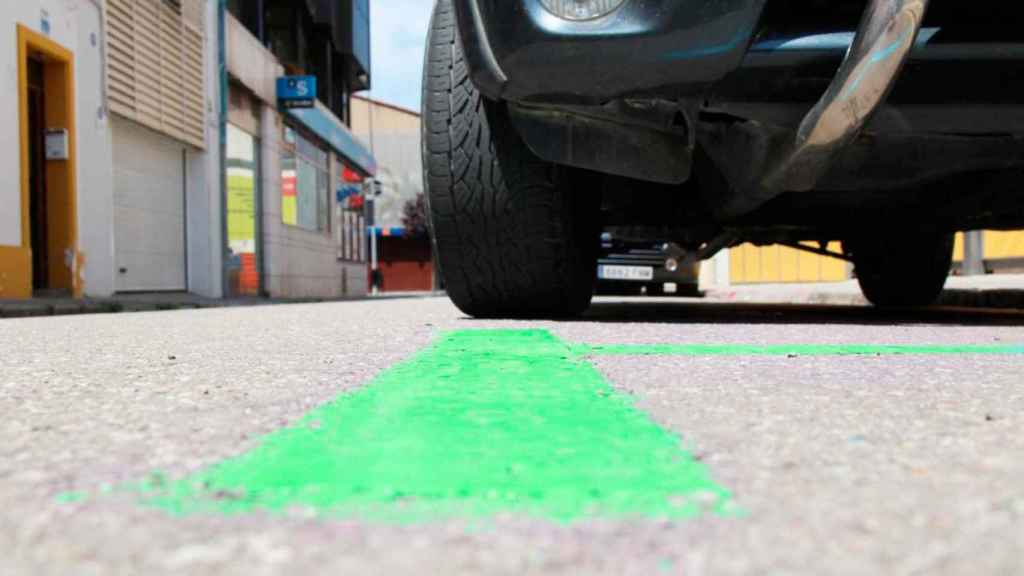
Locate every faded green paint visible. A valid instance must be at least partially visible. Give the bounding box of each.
[56,491,87,504]
[138,330,730,522]
[575,343,1024,357]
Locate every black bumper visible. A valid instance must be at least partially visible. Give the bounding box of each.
[452,0,766,104]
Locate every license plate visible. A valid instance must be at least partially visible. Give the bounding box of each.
[598,265,654,281]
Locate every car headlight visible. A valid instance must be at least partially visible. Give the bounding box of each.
[539,0,627,21]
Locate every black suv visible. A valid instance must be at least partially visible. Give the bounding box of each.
[422,0,1024,317]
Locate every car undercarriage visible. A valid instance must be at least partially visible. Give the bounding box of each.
[426,0,1024,316]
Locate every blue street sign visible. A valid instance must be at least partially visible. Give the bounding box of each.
[277,76,317,109]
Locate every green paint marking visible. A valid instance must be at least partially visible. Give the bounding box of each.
[134,330,731,522]
[575,343,1024,357]
[56,491,87,504]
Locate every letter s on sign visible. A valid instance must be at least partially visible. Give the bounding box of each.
[288,78,309,97]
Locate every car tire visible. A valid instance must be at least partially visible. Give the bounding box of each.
[422,0,599,318]
[845,231,955,308]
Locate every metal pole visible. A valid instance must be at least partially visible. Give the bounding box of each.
[370,225,379,295]
[963,230,986,276]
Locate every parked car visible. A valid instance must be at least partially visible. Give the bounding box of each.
[596,233,700,296]
[423,0,1024,317]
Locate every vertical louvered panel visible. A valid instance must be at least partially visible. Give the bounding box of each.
[183,22,206,147]
[106,0,137,119]
[134,1,163,132]
[160,1,185,142]
[105,0,206,149]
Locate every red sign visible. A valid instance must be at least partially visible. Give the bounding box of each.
[342,165,363,184]
[282,169,297,198]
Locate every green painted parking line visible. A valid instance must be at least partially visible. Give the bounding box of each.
[133,330,731,522]
[575,343,1024,357]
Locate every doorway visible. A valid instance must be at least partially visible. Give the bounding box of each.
[27,58,50,291]
[225,124,263,297]
[17,25,78,297]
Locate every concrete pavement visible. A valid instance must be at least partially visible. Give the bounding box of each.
[2,297,1022,575]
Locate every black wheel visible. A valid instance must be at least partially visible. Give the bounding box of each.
[845,231,955,308]
[422,0,599,318]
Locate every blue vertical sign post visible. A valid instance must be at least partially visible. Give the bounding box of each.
[277,76,317,109]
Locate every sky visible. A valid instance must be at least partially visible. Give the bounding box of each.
[368,0,435,112]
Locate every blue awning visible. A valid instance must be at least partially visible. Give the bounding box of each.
[285,102,377,177]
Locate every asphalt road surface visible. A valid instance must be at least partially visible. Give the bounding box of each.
[2,296,1022,575]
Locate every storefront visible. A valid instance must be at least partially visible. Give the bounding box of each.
[223,11,375,299]
[349,96,433,293]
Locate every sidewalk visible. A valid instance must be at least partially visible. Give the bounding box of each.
[704,275,1024,309]
[0,291,447,319]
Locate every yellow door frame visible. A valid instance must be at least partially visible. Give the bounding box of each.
[16,24,80,298]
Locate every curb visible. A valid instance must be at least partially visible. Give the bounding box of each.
[703,287,1024,310]
[938,289,1024,310]
[0,292,449,320]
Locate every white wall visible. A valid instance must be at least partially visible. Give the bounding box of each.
[0,0,116,295]
[76,0,116,296]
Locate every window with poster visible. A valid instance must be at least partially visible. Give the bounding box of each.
[281,124,330,233]
[337,160,367,262]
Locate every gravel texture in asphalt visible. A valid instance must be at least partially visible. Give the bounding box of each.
[2,297,1022,575]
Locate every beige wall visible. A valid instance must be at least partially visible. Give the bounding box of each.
[226,13,282,104]
[350,97,423,229]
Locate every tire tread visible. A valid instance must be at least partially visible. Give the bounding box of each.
[421,0,596,318]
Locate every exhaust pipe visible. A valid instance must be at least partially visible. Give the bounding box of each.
[763,0,930,192]
[704,0,932,217]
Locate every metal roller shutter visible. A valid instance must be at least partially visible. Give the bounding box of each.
[112,117,187,292]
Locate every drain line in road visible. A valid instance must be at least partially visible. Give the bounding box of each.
[125,329,731,522]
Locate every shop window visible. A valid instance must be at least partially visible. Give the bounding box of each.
[337,162,367,262]
[281,125,329,233]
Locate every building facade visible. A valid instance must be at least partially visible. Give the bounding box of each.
[224,0,374,298]
[2,1,107,298]
[0,0,222,300]
[0,0,375,301]
[350,96,435,293]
